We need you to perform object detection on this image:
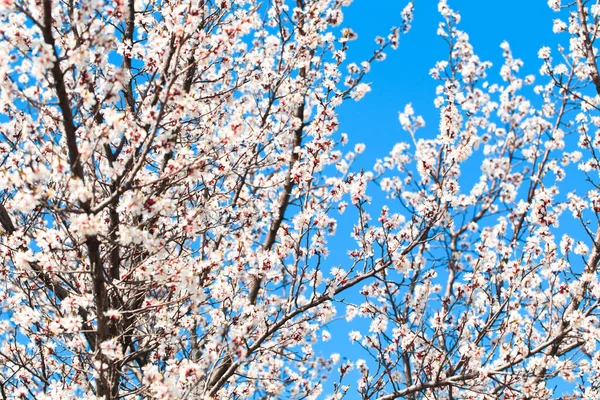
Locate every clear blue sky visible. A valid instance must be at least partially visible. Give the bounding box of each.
[339,0,558,165]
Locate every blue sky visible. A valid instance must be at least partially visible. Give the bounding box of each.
[316,0,571,396]
[339,0,558,165]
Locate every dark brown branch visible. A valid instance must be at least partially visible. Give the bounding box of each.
[42,1,112,397]
[576,0,600,96]
[122,0,136,111]
[247,0,310,306]
[41,0,85,183]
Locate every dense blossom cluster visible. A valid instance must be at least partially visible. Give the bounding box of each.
[0,0,599,399]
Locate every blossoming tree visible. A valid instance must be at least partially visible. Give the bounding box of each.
[0,0,599,398]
